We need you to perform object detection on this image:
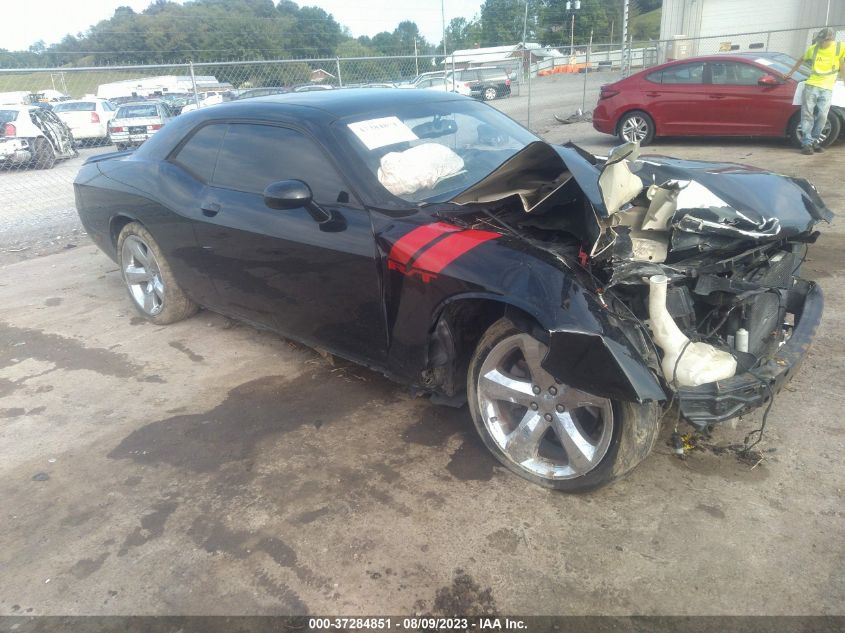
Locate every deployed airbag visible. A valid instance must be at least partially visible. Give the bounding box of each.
[378,143,464,196]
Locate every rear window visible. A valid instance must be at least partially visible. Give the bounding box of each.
[655,62,705,84]
[0,110,19,122]
[172,123,228,183]
[479,69,505,79]
[53,102,96,112]
[116,104,159,119]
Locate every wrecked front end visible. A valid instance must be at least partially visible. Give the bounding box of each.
[447,141,831,429]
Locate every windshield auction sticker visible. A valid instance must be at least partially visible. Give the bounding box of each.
[348,116,419,150]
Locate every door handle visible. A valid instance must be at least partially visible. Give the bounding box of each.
[645,91,660,97]
[201,202,221,217]
[709,94,726,99]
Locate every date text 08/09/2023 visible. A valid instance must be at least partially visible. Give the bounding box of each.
[308,618,528,630]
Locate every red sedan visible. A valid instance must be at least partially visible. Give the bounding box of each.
[593,52,843,146]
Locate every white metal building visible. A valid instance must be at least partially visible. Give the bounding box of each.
[659,0,845,58]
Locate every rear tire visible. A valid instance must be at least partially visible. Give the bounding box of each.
[617,110,656,145]
[117,222,198,325]
[32,138,56,169]
[482,86,498,101]
[467,318,661,492]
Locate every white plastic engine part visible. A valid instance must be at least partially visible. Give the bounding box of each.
[648,274,738,387]
[735,328,749,353]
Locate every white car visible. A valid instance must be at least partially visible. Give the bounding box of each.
[0,105,76,169]
[52,99,116,144]
[179,92,224,114]
[398,75,472,97]
[108,101,173,150]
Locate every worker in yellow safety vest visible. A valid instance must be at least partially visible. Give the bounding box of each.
[786,27,845,154]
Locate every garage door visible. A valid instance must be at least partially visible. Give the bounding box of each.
[699,0,798,37]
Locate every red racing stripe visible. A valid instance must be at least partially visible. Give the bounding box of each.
[411,229,501,275]
[387,222,461,268]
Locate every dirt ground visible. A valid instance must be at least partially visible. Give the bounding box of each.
[0,90,843,616]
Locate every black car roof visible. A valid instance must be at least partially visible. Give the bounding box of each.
[192,88,466,121]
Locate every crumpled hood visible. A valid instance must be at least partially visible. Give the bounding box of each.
[630,155,834,234]
[449,140,834,257]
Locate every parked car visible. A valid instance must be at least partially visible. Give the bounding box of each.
[294,84,334,92]
[108,101,173,150]
[52,99,117,145]
[74,89,829,491]
[593,52,845,147]
[0,105,76,169]
[234,87,290,101]
[180,92,229,114]
[400,75,472,97]
[158,93,194,115]
[445,66,512,100]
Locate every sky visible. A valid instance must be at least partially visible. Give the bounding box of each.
[5,0,485,52]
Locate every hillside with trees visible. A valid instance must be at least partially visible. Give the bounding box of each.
[0,0,661,68]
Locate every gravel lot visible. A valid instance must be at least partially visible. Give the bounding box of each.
[0,74,843,616]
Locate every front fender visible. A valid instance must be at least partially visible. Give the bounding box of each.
[543,330,665,403]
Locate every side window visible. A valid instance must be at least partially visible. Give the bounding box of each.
[417,78,433,88]
[172,123,228,183]
[461,70,479,81]
[710,61,767,85]
[212,124,348,204]
[645,70,663,83]
[659,62,705,84]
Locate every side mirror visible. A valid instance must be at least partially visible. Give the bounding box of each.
[263,179,340,227]
[758,74,780,86]
[263,179,313,210]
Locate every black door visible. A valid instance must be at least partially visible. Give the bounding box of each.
[191,123,388,364]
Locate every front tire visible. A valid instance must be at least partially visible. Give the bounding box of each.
[467,318,660,491]
[117,222,198,325]
[789,111,841,148]
[617,110,655,145]
[482,86,498,101]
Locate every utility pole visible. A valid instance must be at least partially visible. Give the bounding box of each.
[414,37,419,77]
[522,0,530,128]
[566,1,581,58]
[581,29,592,112]
[621,0,629,76]
[441,0,447,60]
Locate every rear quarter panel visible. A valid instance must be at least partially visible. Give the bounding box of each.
[74,155,218,304]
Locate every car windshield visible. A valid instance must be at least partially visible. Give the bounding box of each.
[753,55,808,81]
[116,104,159,118]
[339,99,538,203]
[53,102,96,112]
[0,109,19,122]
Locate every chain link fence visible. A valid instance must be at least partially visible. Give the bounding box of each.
[0,24,840,252]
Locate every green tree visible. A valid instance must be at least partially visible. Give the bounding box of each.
[443,17,483,51]
[479,0,533,46]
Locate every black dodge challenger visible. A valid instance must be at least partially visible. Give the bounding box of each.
[74,89,830,491]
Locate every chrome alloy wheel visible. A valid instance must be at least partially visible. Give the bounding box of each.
[121,235,165,316]
[476,333,614,480]
[620,115,649,142]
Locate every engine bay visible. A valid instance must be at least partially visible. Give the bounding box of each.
[441,141,832,391]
